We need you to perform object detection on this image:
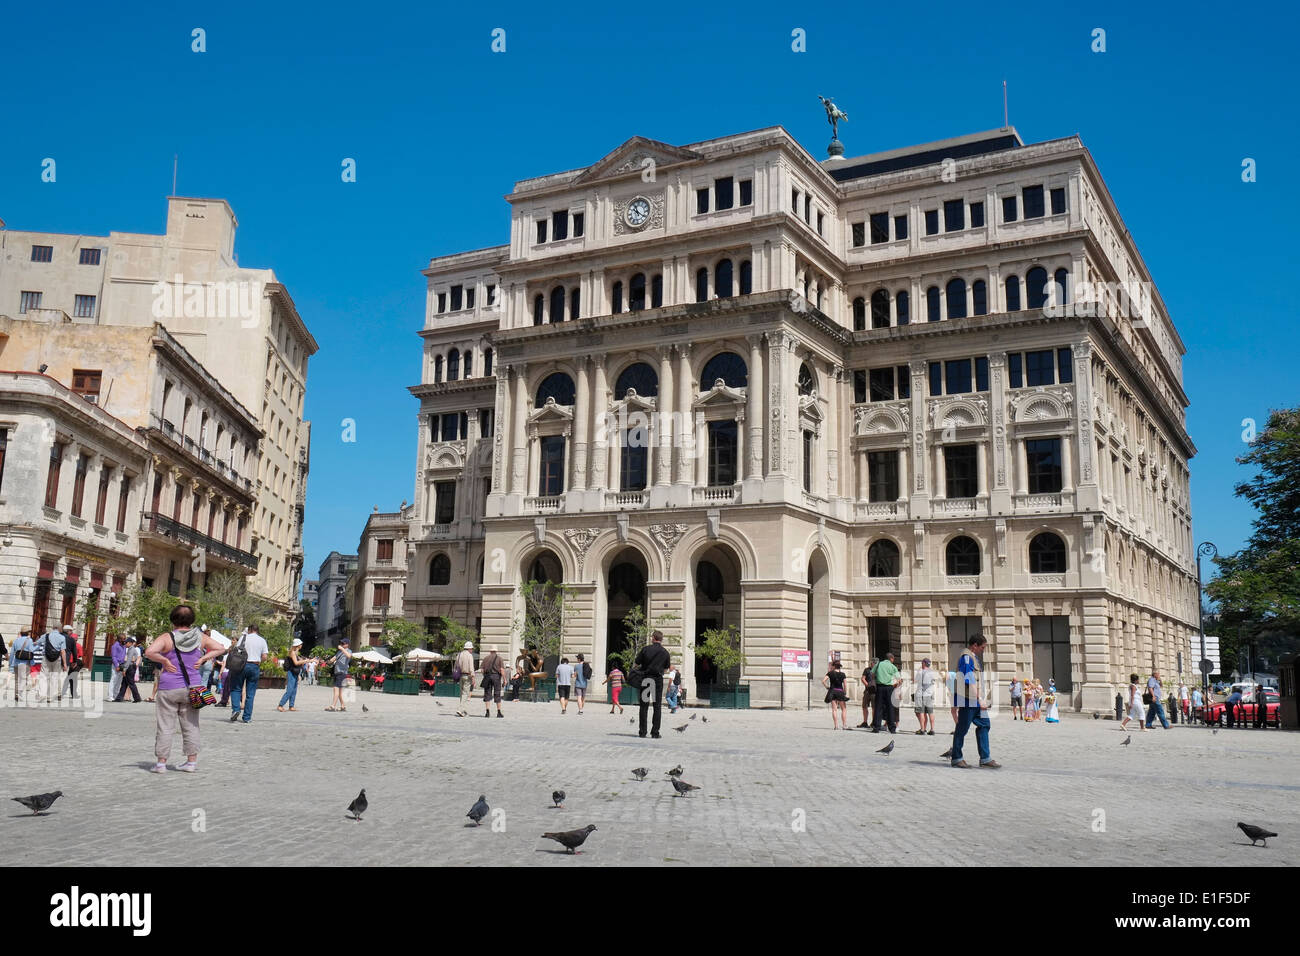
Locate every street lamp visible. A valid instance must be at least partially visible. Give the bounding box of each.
[1196,541,1218,693]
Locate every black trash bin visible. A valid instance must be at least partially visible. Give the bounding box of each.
[1115,692,1124,721]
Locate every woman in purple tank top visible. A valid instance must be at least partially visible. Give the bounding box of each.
[143,604,229,774]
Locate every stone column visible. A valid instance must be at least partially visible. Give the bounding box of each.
[976,441,988,497]
[767,332,788,477]
[746,334,764,480]
[572,356,590,493]
[897,447,909,504]
[675,344,693,485]
[855,448,867,501]
[826,364,840,497]
[590,355,609,492]
[656,347,673,487]
[1014,439,1027,495]
[696,415,709,487]
[933,443,946,499]
[1060,432,1074,493]
[510,364,529,495]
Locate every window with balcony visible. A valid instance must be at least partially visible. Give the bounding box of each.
[95,466,111,524]
[620,438,648,492]
[434,481,456,523]
[539,436,566,496]
[706,420,737,486]
[376,539,394,561]
[71,369,102,403]
[71,453,90,516]
[868,451,899,502]
[1026,438,1063,493]
[944,444,979,498]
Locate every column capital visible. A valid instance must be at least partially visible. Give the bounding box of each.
[746,332,766,349]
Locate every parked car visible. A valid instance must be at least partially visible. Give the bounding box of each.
[1204,685,1280,727]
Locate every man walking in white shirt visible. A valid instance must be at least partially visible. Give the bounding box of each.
[227,625,270,724]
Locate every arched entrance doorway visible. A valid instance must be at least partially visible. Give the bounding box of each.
[692,544,742,699]
[605,548,648,675]
[807,549,830,668]
[521,549,565,673]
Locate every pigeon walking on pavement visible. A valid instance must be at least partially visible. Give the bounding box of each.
[876,740,895,755]
[12,792,63,815]
[467,795,490,826]
[666,765,683,778]
[673,724,688,734]
[631,768,648,781]
[689,713,697,721]
[701,715,707,723]
[670,778,700,797]
[1237,822,1277,847]
[362,704,369,713]
[552,790,566,808]
[347,789,367,822]
[940,748,952,759]
[542,824,597,854]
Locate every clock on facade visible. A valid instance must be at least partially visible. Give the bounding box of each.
[624,196,652,229]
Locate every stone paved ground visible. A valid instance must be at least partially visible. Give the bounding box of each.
[2,679,1297,867]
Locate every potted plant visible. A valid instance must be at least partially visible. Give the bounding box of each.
[695,625,749,708]
[513,581,576,701]
[610,606,681,705]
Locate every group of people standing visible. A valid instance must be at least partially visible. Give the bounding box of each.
[3,626,86,703]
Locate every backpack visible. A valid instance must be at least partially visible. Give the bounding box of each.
[583,661,593,682]
[44,635,61,662]
[67,642,82,672]
[226,635,249,673]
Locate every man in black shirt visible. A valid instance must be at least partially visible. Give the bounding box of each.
[634,630,672,739]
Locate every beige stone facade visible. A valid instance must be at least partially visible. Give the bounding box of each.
[349,508,412,648]
[411,126,1196,711]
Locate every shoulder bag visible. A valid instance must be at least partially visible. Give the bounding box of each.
[174,644,216,709]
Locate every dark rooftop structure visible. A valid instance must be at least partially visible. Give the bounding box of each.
[823,128,1024,181]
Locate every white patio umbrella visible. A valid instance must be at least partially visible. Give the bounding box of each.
[400,648,445,662]
[352,649,393,665]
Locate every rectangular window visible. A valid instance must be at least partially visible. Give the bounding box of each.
[620,442,648,492]
[804,195,812,223]
[870,212,889,244]
[851,222,865,247]
[372,584,390,609]
[1002,196,1017,223]
[31,245,53,262]
[970,201,985,228]
[1050,187,1067,215]
[572,212,584,237]
[437,292,446,314]
[441,413,459,441]
[975,356,989,392]
[868,450,899,502]
[816,211,824,236]
[1025,349,1056,386]
[697,187,710,214]
[707,420,738,486]
[481,477,491,516]
[0,428,6,492]
[869,367,895,402]
[449,285,463,311]
[943,199,965,232]
[536,220,547,244]
[928,362,942,397]
[1031,616,1072,692]
[1057,347,1073,384]
[116,475,130,533]
[539,436,566,496]
[20,291,42,313]
[74,294,96,318]
[897,365,911,399]
[924,209,939,235]
[429,414,439,442]
[945,444,979,498]
[853,370,867,404]
[465,287,475,309]
[894,214,908,240]
[485,285,496,305]
[95,466,111,525]
[45,444,62,508]
[376,539,394,560]
[479,408,494,437]
[945,359,972,395]
[552,210,568,241]
[1009,352,1023,388]
[739,179,753,206]
[71,453,89,518]
[1026,438,1063,493]
[715,176,734,210]
[80,247,101,265]
[802,431,813,493]
[791,188,799,212]
[1022,184,1045,219]
[435,481,456,523]
[71,369,102,403]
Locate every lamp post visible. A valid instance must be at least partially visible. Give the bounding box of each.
[1196,541,1218,693]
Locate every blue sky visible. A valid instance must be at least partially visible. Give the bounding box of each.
[2,0,1296,593]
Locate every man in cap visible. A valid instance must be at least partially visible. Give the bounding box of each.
[913,657,937,735]
[455,641,476,717]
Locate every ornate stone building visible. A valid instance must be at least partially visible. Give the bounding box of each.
[409,126,1197,711]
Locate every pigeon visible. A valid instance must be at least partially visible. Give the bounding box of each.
[629,718,635,725]
[631,768,648,781]
[876,740,894,755]
[347,789,367,822]
[674,724,688,734]
[940,748,952,759]
[362,704,369,713]
[701,715,707,723]
[671,778,700,797]
[467,795,489,826]
[542,824,597,854]
[666,765,683,778]
[552,790,566,808]
[1121,735,1131,746]
[1092,711,1100,720]
[1237,822,1277,847]
[689,713,697,721]
[435,701,444,707]
[12,791,63,815]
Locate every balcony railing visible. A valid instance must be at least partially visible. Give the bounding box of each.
[606,491,645,507]
[526,496,563,511]
[856,500,902,518]
[693,485,736,504]
[429,523,453,536]
[147,412,254,492]
[140,511,258,570]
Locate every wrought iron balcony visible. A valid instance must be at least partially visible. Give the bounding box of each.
[140,511,258,570]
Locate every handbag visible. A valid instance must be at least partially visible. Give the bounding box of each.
[1142,691,1154,706]
[174,644,216,709]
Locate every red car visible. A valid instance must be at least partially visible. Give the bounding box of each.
[1204,686,1280,727]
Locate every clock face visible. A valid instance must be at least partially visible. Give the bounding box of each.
[625,197,651,228]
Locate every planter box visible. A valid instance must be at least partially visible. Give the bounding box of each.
[618,685,642,706]
[384,675,420,696]
[433,680,463,698]
[258,676,286,690]
[709,684,750,709]
[529,679,556,703]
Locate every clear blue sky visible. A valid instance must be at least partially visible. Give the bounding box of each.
[2,0,1296,593]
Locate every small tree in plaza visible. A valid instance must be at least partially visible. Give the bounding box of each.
[611,604,681,673]
[382,617,429,670]
[694,625,747,686]
[515,579,576,661]
[437,618,480,658]
[102,583,179,643]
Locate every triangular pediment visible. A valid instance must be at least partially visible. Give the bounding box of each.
[575,137,703,185]
[609,388,658,414]
[798,395,825,421]
[528,398,574,425]
[693,381,747,408]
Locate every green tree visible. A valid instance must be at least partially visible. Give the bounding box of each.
[514,579,576,661]
[610,605,681,672]
[438,618,480,657]
[694,625,747,684]
[382,618,428,664]
[103,583,179,642]
[258,617,293,657]
[188,570,272,633]
[294,599,317,643]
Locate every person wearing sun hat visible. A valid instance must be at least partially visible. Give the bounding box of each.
[455,641,476,717]
[278,638,308,712]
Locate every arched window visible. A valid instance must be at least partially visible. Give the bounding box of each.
[797,362,815,396]
[463,351,473,378]
[871,289,890,328]
[651,274,663,308]
[611,281,623,314]
[699,352,747,389]
[535,372,576,407]
[533,294,544,326]
[946,536,981,575]
[1026,266,1049,309]
[696,267,709,303]
[852,297,866,331]
[433,355,443,383]
[946,278,968,319]
[1005,275,1021,311]
[972,280,988,316]
[867,539,901,578]
[1054,268,1069,306]
[429,554,451,586]
[483,348,494,376]
[629,273,647,311]
[570,287,581,320]
[927,286,941,322]
[739,260,752,295]
[615,362,658,398]
[1028,532,1067,573]
[716,259,734,298]
[550,286,566,323]
[447,348,460,381]
[896,290,910,325]
[696,560,724,602]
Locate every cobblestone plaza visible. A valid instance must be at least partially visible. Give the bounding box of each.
[2,683,1295,867]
